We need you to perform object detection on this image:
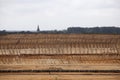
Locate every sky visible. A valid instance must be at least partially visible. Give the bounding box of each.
[0,0,120,31]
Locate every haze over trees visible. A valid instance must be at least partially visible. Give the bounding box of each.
[0,27,120,34]
[67,27,120,34]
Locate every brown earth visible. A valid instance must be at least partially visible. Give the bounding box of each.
[0,73,120,80]
[0,34,120,80]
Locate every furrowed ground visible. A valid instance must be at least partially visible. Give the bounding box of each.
[0,34,120,80]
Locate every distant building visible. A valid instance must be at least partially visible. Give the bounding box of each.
[37,25,40,32]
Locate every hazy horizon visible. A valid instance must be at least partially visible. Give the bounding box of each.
[0,0,120,30]
[0,26,120,31]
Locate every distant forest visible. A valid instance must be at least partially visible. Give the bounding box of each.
[0,27,120,34]
[67,27,120,34]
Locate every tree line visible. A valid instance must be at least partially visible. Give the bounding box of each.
[0,27,120,34]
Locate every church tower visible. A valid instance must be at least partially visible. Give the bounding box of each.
[37,25,40,32]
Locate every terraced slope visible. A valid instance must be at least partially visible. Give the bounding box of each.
[0,34,120,80]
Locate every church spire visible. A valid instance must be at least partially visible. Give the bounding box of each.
[37,25,40,32]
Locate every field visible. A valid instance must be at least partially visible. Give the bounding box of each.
[0,34,120,80]
[1,73,120,80]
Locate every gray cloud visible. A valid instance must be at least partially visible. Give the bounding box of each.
[0,0,120,30]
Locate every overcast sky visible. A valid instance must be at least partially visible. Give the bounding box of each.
[0,0,120,30]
